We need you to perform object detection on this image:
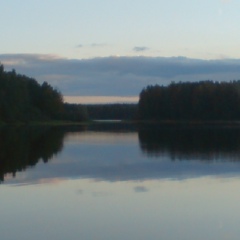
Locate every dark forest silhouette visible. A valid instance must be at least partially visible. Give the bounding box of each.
[86,104,137,120]
[138,81,240,121]
[0,64,88,123]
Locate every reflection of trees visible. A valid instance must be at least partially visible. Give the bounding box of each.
[138,125,240,160]
[0,126,68,182]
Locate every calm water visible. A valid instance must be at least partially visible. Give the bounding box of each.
[1,123,240,240]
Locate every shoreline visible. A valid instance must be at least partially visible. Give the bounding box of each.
[2,119,240,128]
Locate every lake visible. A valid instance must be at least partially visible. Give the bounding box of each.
[1,123,240,240]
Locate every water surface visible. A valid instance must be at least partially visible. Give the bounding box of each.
[1,124,240,240]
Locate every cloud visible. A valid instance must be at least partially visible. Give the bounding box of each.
[133,46,149,52]
[76,43,107,48]
[1,54,240,97]
[134,186,149,193]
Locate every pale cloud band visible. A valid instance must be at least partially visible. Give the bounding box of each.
[1,54,240,102]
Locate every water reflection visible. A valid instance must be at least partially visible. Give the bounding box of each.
[2,123,240,184]
[138,125,240,160]
[0,126,86,182]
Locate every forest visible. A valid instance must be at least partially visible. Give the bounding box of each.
[2,62,240,123]
[86,104,137,120]
[138,81,240,121]
[0,64,88,123]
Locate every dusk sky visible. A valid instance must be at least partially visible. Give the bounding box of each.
[1,0,240,103]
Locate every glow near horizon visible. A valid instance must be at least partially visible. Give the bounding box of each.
[64,96,139,104]
[1,0,240,60]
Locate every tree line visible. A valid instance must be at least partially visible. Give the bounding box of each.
[86,104,137,120]
[0,64,88,123]
[3,62,239,123]
[138,81,240,121]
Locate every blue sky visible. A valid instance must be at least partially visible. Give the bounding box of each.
[1,0,240,102]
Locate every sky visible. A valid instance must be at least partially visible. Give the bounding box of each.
[1,0,240,103]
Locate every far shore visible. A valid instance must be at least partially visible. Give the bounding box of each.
[2,119,240,128]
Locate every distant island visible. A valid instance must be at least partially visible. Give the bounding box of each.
[138,81,240,121]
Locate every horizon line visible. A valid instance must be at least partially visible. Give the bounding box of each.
[64,96,139,104]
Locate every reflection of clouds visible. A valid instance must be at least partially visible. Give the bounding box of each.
[5,129,240,186]
[65,131,137,144]
[92,191,112,197]
[9,177,67,186]
[76,189,84,195]
[134,186,149,193]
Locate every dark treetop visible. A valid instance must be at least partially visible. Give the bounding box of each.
[0,64,88,123]
[138,81,240,121]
